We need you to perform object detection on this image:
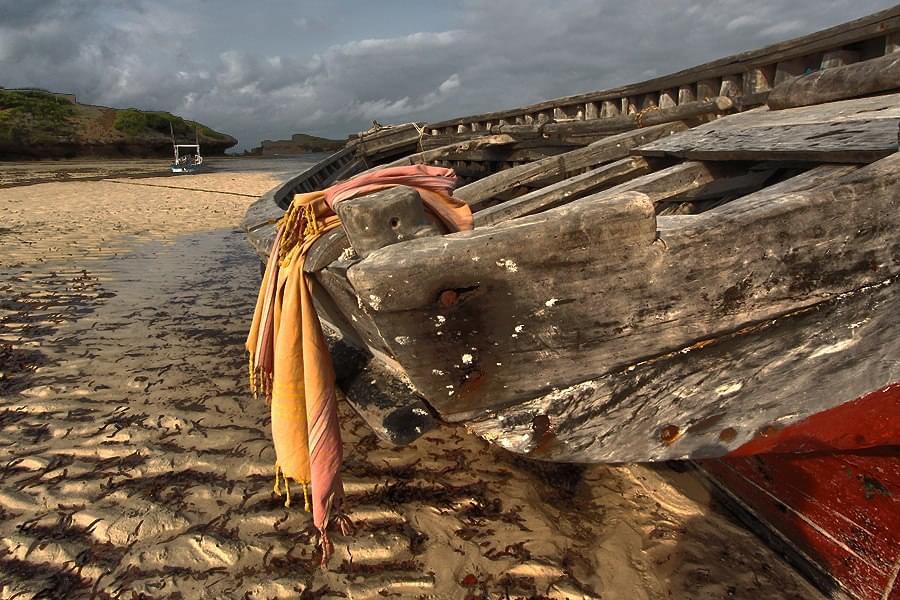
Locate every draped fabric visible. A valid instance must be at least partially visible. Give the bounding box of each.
[246,165,473,562]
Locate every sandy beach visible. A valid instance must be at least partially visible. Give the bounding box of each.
[0,161,822,599]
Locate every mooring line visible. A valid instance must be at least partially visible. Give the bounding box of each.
[105,179,259,198]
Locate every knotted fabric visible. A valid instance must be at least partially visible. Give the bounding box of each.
[246,165,472,563]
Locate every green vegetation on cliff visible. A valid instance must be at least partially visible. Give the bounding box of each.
[0,87,235,158]
[0,89,76,143]
[113,109,228,141]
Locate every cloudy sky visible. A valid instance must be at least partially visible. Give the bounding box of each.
[1,0,893,150]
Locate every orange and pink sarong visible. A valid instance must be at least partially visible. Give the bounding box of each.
[246,165,472,562]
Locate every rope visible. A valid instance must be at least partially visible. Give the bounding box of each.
[635,105,660,128]
[412,122,428,152]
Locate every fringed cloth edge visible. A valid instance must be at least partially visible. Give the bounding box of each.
[245,165,473,566]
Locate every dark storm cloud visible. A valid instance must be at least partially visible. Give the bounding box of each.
[0,0,893,150]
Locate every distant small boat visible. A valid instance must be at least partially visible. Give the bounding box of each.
[171,143,204,174]
[170,124,205,174]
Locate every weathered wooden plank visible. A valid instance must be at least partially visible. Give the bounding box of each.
[773,57,810,85]
[455,121,688,209]
[720,75,742,97]
[767,53,900,110]
[675,93,900,129]
[329,156,366,184]
[743,66,775,94]
[242,194,283,235]
[677,85,696,104]
[473,157,651,226]
[316,264,392,357]
[696,79,719,100]
[420,131,498,150]
[654,166,780,214]
[704,164,859,215]
[464,278,899,463]
[357,123,423,158]
[330,339,438,445]
[309,274,367,350]
[888,31,900,53]
[820,48,860,69]
[638,93,900,162]
[576,160,727,205]
[334,186,443,259]
[639,119,897,163]
[346,153,900,420]
[303,228,350,273]
[542,97,732,138]
[376,135,516,169]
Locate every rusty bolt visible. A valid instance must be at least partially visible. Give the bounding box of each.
[659,424,681,445]
[438,290,458,307]
[719,427,737,443]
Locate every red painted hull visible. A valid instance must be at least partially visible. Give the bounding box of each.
[699,384,900,599]
[728,382,900,457]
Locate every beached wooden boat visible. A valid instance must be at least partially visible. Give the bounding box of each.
[243,11,899,598]
[243,7,899,457]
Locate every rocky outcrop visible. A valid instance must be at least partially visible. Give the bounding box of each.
[249,133,344,156]
[0,88,236,159]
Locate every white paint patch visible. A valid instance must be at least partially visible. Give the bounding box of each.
[545,298,559,307]
[715,382,743,397]
[434,315,446,327]
[412,408,429,416]
[495,258,519,273]
[471,256,480,262]
[432,369,445,376]
[514,324,524,333]
[848,318,869,329]
[367,294,382,310]
[461,353,473,365]
[394,336,412,345]
[496,362,502,366]
[810,338,856,359]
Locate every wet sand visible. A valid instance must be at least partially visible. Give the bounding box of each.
[0,162,822,599]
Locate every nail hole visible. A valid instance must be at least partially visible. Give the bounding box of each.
[532,414,550,435]
[389,217,400,228]
[719,427,737,443]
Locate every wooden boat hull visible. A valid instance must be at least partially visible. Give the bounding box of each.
[240,10,900,464]
[698,447,900,600]
[464,278,900,463]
